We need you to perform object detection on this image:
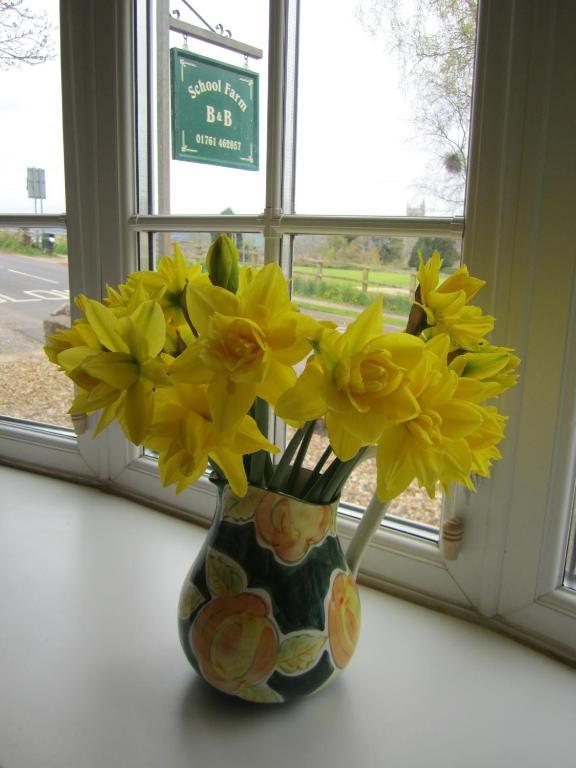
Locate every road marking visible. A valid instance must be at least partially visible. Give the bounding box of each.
[8,269,59,284]
[0,293,39,303]
[25,289,69,300]
[0,289,69,304]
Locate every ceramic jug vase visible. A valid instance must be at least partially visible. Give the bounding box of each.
[178,482,381,704]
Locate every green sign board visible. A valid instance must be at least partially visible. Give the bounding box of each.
[170,49,259,171]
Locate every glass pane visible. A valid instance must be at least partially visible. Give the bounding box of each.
[288,232,463,530]
[292,233,460,329]
[0,0,65,214]
[295,0,478,216]
[285,424,441,530]
[150,0,268,215]
[146,231,265,270]
[0,227,73,429]
[139,229,264,461]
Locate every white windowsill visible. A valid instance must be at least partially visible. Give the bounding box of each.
[1,463,575,768]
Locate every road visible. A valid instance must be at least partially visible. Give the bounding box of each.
[0,252,69,345]
[0,251,403,350]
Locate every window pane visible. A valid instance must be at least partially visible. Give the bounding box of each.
[295,0,477,216]
[285,424,441,530]
[290,233,461,530]
[0,0,65,214]
[149,0,268,216]
[292,233,460,330]
[144,231,265,270]
[0,227,73,429]
[139,229,264,463]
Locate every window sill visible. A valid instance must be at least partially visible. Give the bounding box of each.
[1,464,575,768]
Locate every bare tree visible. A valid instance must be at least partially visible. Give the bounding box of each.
[0,0,55,70]
[356,0,477,210]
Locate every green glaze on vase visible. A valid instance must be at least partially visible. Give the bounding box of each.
[178,484,361,703]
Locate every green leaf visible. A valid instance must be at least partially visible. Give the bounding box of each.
[178,581,205,620]
[223,487,265,522]
[277,634,326,675]
[206,549,247,598]
[237,684,283,704]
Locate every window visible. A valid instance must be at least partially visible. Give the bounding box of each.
[0,1,73,431]
[133,0,467,541]
[1,0,575,661]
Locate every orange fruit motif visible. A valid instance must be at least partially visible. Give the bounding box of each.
[327,572,361,669]
[191,592,278,694]
[254,492,332,563]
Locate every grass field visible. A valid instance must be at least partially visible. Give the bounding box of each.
[294,264,413,288]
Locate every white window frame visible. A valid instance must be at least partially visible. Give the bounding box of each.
[1,0,575,660]
[448,0,576,656]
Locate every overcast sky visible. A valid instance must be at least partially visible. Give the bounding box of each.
[0,0,464,218]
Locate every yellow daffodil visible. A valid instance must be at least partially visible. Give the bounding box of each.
[144,383,279,496]
[44,317,101,366]
[104,245,208,353]
[43,235,518,507]
[103,273,152,317]
[170,263,321,431]
[374,338,487,501]
[55,297,170,444]
[465,405,507,478]
[276,298,425,460]
[433,403,508,493]
[44,314,104,399]
[416,251,495,351]
[449,345,520,398]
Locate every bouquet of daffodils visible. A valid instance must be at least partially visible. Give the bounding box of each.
[45,236,519,507]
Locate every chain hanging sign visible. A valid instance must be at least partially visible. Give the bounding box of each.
[170,49,259,171]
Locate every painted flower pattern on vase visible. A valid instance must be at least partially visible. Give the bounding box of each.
[223,486,336,565]
[192,592,279,696]
[254,493,333,564]
[327,571,361,669]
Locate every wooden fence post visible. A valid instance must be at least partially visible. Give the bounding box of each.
[362,268,369,294]
[409,268,417,295]
[315,260,323,287]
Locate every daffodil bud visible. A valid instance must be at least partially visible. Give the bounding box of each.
[206,234,239,293]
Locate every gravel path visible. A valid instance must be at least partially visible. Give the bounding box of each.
[0,349,75,428]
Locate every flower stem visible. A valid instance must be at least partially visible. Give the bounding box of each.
[320,448,367,504]
[285,420,316,496]
[267,424,308,491]
[248,398,272,487]
[304,454,340,503]
[208,458,226,484]
[301,445,332,498]
[304,445,369,504]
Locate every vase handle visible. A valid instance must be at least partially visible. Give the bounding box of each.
[345,494,390,578]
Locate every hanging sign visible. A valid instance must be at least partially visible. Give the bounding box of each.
[170,49,259,171]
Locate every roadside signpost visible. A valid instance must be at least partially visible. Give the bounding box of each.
[26,167,46,248]
[26,167,46,214]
